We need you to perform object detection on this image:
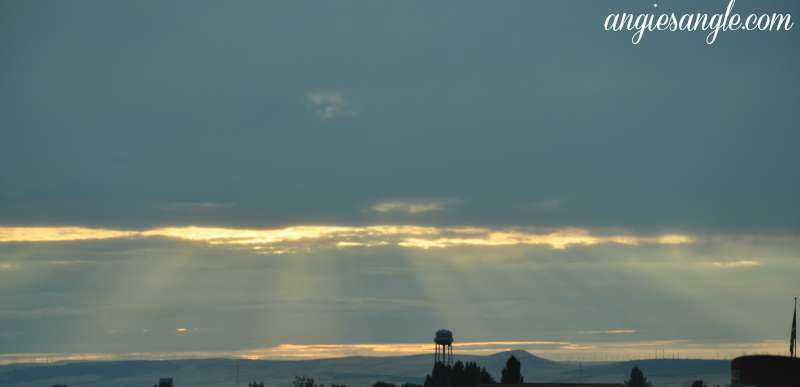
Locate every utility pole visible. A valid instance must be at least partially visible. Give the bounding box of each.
[791,297,797,358]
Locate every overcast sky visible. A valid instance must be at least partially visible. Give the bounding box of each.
[1,0,798,361]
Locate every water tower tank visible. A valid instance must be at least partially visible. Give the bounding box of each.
[434,329,453,345]
[433,329,454,366]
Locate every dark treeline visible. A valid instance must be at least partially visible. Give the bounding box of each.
[373,382,422,387]
[624,367,654,387]
[369,359,715,387]
[372,355,517,387]
[421,360,495,387]
[622,366,719,387]
[289,376,349,387]
[47,362,715,387]
[43,354,705,387]
[499,354,523,384]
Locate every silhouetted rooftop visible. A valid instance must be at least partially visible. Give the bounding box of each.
[732,355,800,387]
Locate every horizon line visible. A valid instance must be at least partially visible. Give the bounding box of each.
[0,339,790,366]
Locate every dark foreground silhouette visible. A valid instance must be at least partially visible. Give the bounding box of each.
[20,351,734,387]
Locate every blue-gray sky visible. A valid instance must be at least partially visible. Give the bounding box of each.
[1,0,798,361]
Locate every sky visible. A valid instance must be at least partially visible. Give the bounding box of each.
[1,0,799,363]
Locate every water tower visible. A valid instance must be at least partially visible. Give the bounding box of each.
[434,329,454,366]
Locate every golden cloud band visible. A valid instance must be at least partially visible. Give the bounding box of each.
[0,225,693,253]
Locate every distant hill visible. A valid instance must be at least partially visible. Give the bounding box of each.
[0,351,730,387]
[484,350,558,370]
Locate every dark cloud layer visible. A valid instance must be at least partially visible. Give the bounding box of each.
[1,1,798,231]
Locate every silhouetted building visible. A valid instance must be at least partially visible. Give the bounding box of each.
[731,355,800,387]
[157,377,174,387]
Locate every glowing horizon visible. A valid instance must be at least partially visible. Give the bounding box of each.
[0,225,695,253]
[0,338,790,365]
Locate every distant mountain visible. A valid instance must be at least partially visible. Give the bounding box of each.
[484,350,558,370]
[0,351,730,387]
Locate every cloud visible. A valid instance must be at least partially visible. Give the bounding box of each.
[164,202,234,211]
[0,262,19,271]
[370,200,450,215]
[520,199,564,213]
[396,229,693,250]
[233,341,573,359]
[0,225,695,253]
[711,260,762,268]
[0,339,788,364]
[579,329,637,335]
[0,227,136,242]
[306,90,355,119]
